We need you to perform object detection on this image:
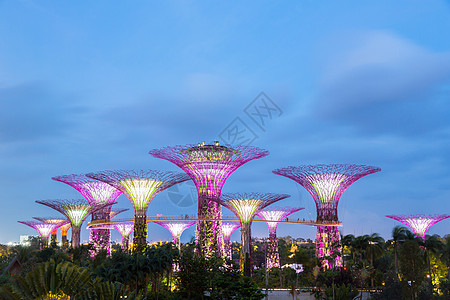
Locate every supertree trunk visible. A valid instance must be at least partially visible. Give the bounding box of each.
[133,210,147,252]
[90,210,111,255]
[224,237,232,260]
[267,231,280,269]
[50,230,57,247]
[62,234,68,247]
[41,237,49,250]
[122,236,130,250]
[71,226,81,248]
[316,225,342,269]
[241,223,252,276]
[196,194,224,257]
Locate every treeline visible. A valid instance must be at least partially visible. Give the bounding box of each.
[0,242,264,300]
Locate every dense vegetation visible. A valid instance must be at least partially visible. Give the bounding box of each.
[1,226,449,299]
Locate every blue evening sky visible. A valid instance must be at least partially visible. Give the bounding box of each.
[1,1,450,244]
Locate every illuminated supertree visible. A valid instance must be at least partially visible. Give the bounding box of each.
[153,221,196,250]
[36,199,106,248]
[386,215,450,240]
[257,207,304,269]
[114,223,134,250]
[18,220,66,249]
[273,164,380,268]
[216,192,290,276]
[149,142,269,256]
[33,217,70,246]
[52,174,122,254]
[86,170,190,252]
[60,222,71,247]
[222,222,241,260]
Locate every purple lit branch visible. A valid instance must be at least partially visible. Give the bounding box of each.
[386,214,450,240]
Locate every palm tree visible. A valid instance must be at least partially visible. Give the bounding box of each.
[440,236,450,280]
[391,225,408,280]
[364,233,384,287]
[423,235,444,290]
[341,234,356,263]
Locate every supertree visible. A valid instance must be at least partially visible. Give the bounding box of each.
[52,174,122,254]
[222,222,241,260]
[386,215,450,240]
[273,164,380,268]
[36,199,107,248]
[60,222,71,247]
[216,192,290,276]
[257,207,304,269]
[149,142,269,256]
[86,170,190,252]
[33,217,70,246]
[153,221,196,250]
[113,222,134,250]
[18,220,66,249]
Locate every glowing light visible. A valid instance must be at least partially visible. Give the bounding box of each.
[386,215,450,240]
[63,205,91,227]
[306,173,347,204]
[222,222,241,238]
[154,221,196,247]
[81,182,122,205]
[119,179,163,211]
[228,199,262,224]
[114,223,134,239]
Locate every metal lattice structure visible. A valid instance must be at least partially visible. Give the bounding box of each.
[149,143,269,257]
[257,207,304,269]
[36,199,106,248]
[114,222,134,250]
[217,192,290,276]
[273,164,380,269]
[18,220,66,249]
[86,170,189,252]
[53,174,122,254]
[153,221,196,250]
[33,217,70,246]
[386,214,450,240]
[222,222,241,260]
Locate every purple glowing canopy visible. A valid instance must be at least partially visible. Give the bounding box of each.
[52,174,122,206]
[18,220,65,239]
[222,222,241,239]
[153,220,196,244]
[257,207,304,233]
[149,143,269,198]
[273,164,381,219]
[386,214,450,240]
[219,192,290,224]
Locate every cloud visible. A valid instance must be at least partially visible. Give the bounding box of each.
[314,31,450,136]
[0,83,81,143]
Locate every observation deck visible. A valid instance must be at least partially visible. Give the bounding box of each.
[86,215,342,229]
